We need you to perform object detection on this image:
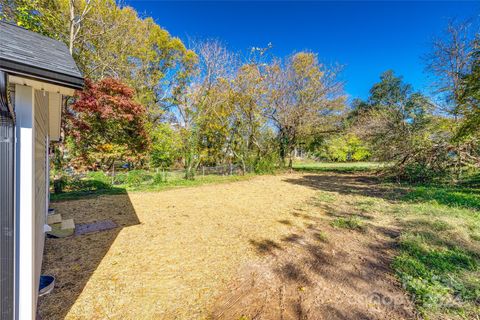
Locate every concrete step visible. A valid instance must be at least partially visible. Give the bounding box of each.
[47,218,75,238]
[47,214,62,225]
[61,219,75,230]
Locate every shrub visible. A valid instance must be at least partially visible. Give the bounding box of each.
[124,170,152,186]
[153,171,167,184]
[253,156,278,174]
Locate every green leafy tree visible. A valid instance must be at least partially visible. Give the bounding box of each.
[351,71,453,181]
[456,39,480,140]
[319,134,371,162]
[0,0,63,37]
[149,123,182,168]
[264,52,345,168]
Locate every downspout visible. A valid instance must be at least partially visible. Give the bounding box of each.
[0,70,16,320]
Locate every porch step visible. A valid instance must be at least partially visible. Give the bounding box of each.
[47,214,62,225]
[61,219,75,230]
[47,218,75,238]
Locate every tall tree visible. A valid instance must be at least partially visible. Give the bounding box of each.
[265,52,345,168]
[426,20,476,118]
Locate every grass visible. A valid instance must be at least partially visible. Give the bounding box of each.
[40,173,323,319]
[292,161,386,173]
[51,173,253,201]
[330,217,364,231]
[46,165,480,318]
[307,167,480,318]
[403,185,480,211]
[384,185,480,318]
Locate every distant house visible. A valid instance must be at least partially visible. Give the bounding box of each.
[0,21,83,319]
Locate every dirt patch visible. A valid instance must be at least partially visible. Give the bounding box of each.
[210,212,415,320]
[38,173,415,319]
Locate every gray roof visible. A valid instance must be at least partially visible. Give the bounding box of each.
[0,21,83,89]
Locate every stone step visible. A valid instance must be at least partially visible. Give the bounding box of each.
[61,219,75,230]
[47,214,62,225]
[47,218,75,238]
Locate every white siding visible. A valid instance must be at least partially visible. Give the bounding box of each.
[33,90,48,303]
[15,84,35,320]
[15,86,50,320]
[48,93,61,141]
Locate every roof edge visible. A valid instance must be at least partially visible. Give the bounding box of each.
[0,58,83,90]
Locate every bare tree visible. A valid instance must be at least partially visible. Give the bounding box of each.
[69,0,93,54]
[426,19,476,118]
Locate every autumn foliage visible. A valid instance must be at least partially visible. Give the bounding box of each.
[67,78,149,169]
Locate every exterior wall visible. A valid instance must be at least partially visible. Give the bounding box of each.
[15,84,35,320]
[14,86,50,320]
[0,84,15,320]
[33,90,48,305]
[47,93,61,141]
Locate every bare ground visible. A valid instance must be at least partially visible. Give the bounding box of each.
[38,173,416,320]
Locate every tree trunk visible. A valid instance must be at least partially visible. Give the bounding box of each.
[69,0,75,54]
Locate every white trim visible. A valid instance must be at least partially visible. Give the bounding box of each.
[14,84,36,320]
[48,93,62,141]
[8,75,75,96]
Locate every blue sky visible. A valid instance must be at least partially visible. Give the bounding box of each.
[125,1,479,100]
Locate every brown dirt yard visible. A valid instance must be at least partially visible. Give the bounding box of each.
[38,172,416,320]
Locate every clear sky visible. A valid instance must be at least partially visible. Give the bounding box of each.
[125,1,479,100]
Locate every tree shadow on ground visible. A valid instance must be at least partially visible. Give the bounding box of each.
[211,213,415,319]
[37,190,140,320]
[284,173,402,200]
[285,172,480,211]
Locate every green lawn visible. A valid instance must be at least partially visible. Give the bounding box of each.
[293,161,386,172]
[359,184,480,318]
[50,173,253,201]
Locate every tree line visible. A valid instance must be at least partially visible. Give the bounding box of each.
[1,1,479,182]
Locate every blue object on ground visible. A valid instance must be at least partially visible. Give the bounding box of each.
[39,275,55,297]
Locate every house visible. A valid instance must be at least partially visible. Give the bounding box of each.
[0,21,83,319]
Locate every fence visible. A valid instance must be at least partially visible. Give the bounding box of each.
[55,164,252,192]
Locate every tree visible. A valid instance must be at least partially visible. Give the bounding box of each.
[351,71,453,181]
[265,52,345,168]
[426,20,476,118]
[72,0,197,122]
[170,40,237,178]
[456,38,480,140]
[149,123,182,169]
[67,0,92,54]
[0,0,62,37]
[228,64,267,172]
[67,78,149,169]
[318,134,371,162]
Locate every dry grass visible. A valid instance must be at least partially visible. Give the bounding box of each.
[39,171,480,320]
[39,173,321,319]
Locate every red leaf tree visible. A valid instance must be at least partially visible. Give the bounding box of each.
[66,78,149,169]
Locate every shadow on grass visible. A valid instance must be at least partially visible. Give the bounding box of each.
[293,166,378,174]
[38,188,140,319]
[284,173,480,211]
[50,186,127,201]
[282,171,480,316]
[402,185,480,211]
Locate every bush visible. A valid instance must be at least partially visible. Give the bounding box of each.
[153,171,167,184]
[316,134,371,162]
[86,171,112,185]
[60,172,112,193]
[124,170,152,186]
